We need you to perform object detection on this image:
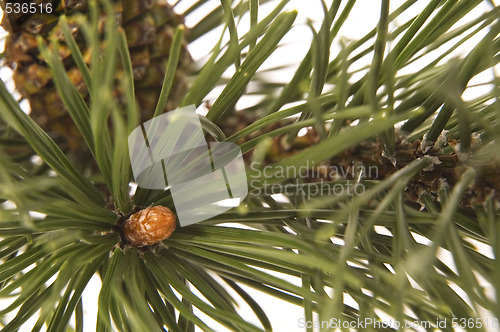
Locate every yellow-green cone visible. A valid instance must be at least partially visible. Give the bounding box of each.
[1,0,191,153]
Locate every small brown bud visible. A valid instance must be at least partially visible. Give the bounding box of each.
[124,206,176,247]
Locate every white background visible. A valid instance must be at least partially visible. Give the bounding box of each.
[0,0,498,331]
